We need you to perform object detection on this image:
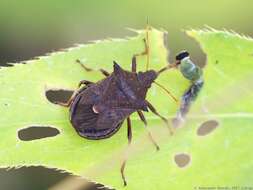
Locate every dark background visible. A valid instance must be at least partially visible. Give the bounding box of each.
[0,0,252,189]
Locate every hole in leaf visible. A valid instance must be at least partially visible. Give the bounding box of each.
[166,30,206,68]
[45,89,74,104]
[0,166,111,190]
[197,120,219,136]
[18,126,60,141]
[174,153,191,168]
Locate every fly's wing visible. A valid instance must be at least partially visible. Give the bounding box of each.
[70,87,133,139]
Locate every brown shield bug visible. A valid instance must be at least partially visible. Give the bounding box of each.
[55,28,178,186]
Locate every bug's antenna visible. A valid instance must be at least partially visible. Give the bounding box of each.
[145,17,150,71]
[154,81,178,103]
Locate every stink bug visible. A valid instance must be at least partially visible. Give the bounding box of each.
[56,28,178,186]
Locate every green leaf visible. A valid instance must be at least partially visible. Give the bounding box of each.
[0,28,188,189]
[96,28,253,189]
[1,27,253,190]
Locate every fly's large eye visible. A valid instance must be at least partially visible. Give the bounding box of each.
[176,50,190,61]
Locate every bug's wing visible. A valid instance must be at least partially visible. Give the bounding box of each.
[70,92,133,139]
[90,108,133,139]
[96,108,133,129]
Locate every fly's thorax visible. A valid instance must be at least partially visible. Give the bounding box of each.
[180,56,191,65]
[179,57,192,72]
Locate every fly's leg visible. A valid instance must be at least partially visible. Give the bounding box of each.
[55,80,94,107]
[137,110,160,150]
[120,117,132,186]
[131,38,149,72]
[146,100,174,135]
[76,59,110,77]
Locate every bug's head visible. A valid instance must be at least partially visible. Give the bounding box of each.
[175,50,190,65]
[137,70,157,88]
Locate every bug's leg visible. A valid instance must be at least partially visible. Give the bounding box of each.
[131,38,149,72]
[120,117,132,186]
[55,80,94,107]
[146,100,174,135]
[131,56,137,72]
[137,110,160,150]
[54,92,76,107]
[78,80,94,87]
[76,59,110,77]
